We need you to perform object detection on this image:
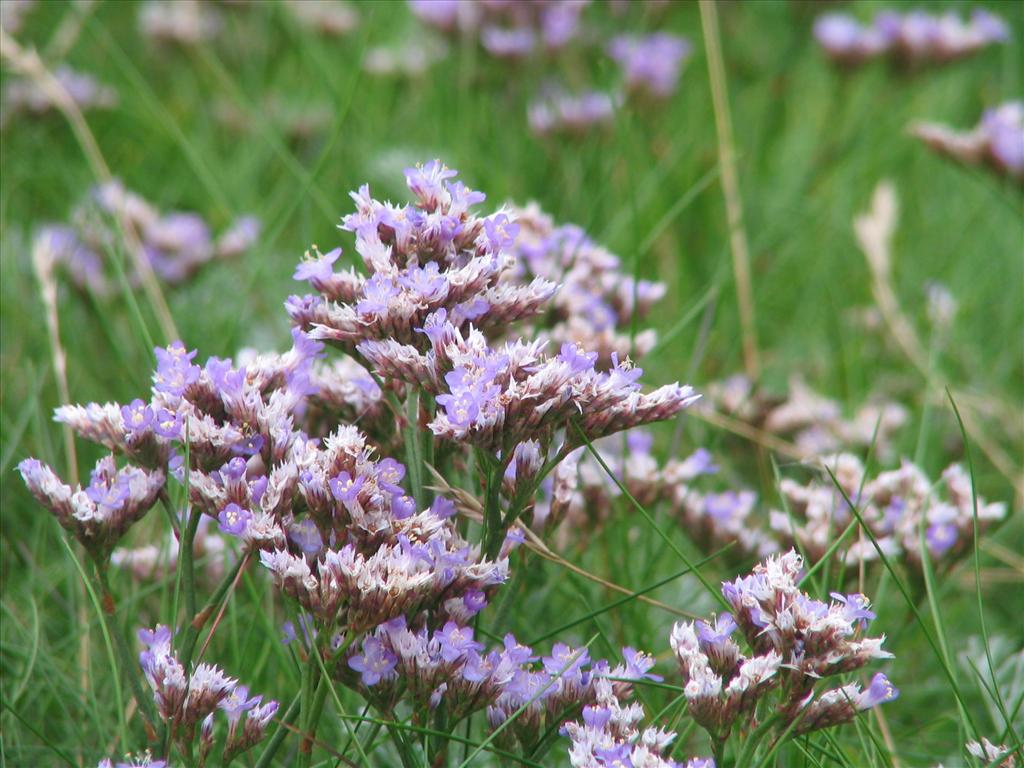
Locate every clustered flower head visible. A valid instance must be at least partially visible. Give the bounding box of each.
[912,101,1024,183]
[18,455,164,561]
[608,33,692,99]
[136,625,278,764]
[563,680,714,768]
[292,161,696,460]
[672,550,897,740]
[409,0,589,59]
[36,179,260,294]
[138,0,222,46]
[700,374,908,462]
[2,66,117,126]
[506,202,666,364]
[964,738,1019,768]
[528,85,619,137]
[284,0,358,38]
[770,453,1008,571]
[536,430,775,561]
[814,8,1009,67]
[255,427,509,632]
[342,616,656,755]
[97,753,166,768]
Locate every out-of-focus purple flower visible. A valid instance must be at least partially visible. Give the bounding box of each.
[608,33,691,98]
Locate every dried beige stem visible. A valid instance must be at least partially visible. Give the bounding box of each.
[1,28,179,344]
[700,0,760,380]
[856,182,1023,502]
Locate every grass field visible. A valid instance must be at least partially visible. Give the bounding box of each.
[1,1,1022,766]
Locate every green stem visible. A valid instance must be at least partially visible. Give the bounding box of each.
[404,389,427,511]
[94,561,158,734]
[254,692,301,768]
[176,551,250,669]
[480,452,509,560]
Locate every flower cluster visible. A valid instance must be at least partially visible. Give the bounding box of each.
[965,739,1019,768]
[608,33,692,99]
[255,428,509,632]
[341,616,653,755]
[0,0,35,34]
[814,9,1009,67]
[672,551,897,741]
[137,625,278,764]
[770,453,1008,571]
[699,374,908,462]
[912,101,1024,183]
[138,0,222,46]
[285,0,358,38]
[528,86,619,137]
[564,683,713,768]
[18,455,164,561]
[97,754,166,768]
[506,202,666,364]
[2,66,117,126]
[537,431,775,561]
[36,179,259,294]
[289,160,558,350]
[111,512,228,582]
[409,0,589,60]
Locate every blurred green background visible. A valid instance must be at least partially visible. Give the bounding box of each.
[1,1,1021,765]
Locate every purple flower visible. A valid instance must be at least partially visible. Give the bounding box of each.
[621,647,663,682]
[608,33,692,98]
[430,496,456,519]
[219,684,260,724]
[557,342,598,375]
[232,434,264,456]
[356,273,399,316]
[405,160,457,207]
[153,341,200,397]
[856,673,899,709]
[696,614,737,647]
[415,308,449,344]
[436,389,482,429]
[288,519,323,555]
[391,493,417,519]
[152,408,183,440]
[830,593,876,629]
[483,214,521,254]
[218,503,252,536]
[293,247,341,283]
[348,637,398,686]
[221,456,249,482]
[462,590,487,616]
[543,643,590,679]
[436,621,484,663]
[329,471,365,504]
[926,522,958,556]
[375,458,405,490]
[398,261,448,301]
[595,744,634,767]
[121,399,154,432]
[86,476,130,511]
